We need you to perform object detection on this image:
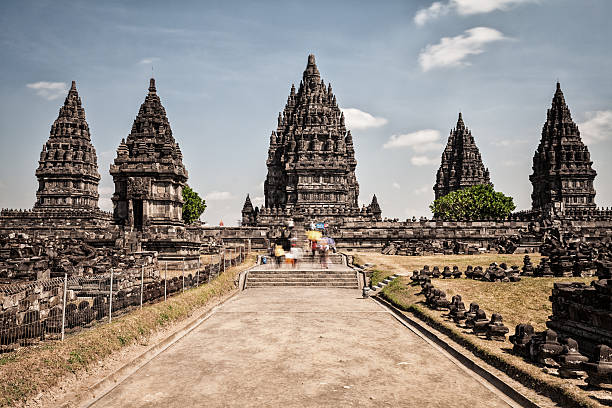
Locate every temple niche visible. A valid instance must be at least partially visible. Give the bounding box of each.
[35,81,101,210]
[434,113,491,200]
[264,54,361,213]
[110,78,188,232]
[530,82,597,215]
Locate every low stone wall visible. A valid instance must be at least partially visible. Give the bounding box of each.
[189,226,269,250]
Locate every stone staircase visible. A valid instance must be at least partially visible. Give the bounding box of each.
[246,254,359,288]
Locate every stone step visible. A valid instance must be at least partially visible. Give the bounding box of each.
[248,278,357,283]
[247,282,358,288]
[248,273,356,278]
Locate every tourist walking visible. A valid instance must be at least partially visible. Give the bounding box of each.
[274,243,285,268]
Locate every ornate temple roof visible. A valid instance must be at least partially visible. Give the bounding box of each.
[35,81,100,209]
[434,113,490,200]
[530,82,596,212]
[111,78,187,181]
[264,54,360,212]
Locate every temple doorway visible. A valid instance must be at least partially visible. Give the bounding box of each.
[133,199,143,231]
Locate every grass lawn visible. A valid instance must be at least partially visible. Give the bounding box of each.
[354,252,542,286]
[355,252,609,408]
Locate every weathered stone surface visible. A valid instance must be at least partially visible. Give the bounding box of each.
[530,82,597,216]
[434,113,491,201]
[110,78,187,231]
[35,81,100,210]
[510,323,535,357]
[486,313,509,341]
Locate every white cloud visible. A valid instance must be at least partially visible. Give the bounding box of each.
[411,156,439,166]
[453,0,537,15]
[342,108,388,130]
[418,27,507,72]
[414,185,430,195]
[0,180,6,189]
[415,2,452,26]
[392,181,401,189]
[26,81,68,100]
[253,196,265,206]
[139,57,160,64]
[415,0,538,26]
[383,129,440,149]
[579,110,612,145]
[98,186,114,212]
[206,191,234,201]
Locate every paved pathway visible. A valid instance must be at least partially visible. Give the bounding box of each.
[92,288,515,407]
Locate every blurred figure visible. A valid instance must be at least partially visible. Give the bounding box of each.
[274,243,285,268]
[289,244,303,269]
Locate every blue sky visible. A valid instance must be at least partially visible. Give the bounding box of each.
[1,0,611,225]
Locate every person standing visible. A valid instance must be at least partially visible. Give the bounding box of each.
[274,243,285,268]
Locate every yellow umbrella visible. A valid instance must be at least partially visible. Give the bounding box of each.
[306,230,322,241]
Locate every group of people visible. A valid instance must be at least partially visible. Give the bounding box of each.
[267,232,336,269]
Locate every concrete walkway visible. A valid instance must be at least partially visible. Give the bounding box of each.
[92,288,515,407]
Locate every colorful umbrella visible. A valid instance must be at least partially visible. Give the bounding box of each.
[306,230,322,241]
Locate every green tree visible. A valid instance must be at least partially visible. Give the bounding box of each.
[182,185,206,224]
[430,184,515,220]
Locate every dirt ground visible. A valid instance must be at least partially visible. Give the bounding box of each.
[89,288,517,408]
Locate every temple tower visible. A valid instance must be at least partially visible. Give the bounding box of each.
[110,78,188,231]
[35,81,100,210]
[530,82,596,214]
[241,194,258,226]
[434,113,491,200]
[264,54,360,213]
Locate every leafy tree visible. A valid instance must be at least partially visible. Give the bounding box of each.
[430,184,515,220]
[182,185,206,224]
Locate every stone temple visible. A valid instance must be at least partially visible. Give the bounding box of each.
[434,113,491,200]
[244,54,381,227]
[35,81,101,210]
[530,82,597,216]
[110,78,188,232]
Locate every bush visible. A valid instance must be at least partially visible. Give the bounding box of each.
[430,184,515,220]
[182,185,206,224]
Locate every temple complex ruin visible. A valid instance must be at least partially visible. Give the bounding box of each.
[35,81,101,211]
[530,82,597,217]
[434,113,491,200]
[110,78,188,233]
[243,54,381,228]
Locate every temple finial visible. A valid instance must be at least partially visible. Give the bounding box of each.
[149,78,156,92]
[70,80,76,91]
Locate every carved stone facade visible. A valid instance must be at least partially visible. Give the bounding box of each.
[244,54,380,227]
[35,81,100,210]
[434,113,491,200]
[530,82,597,215]
[241,194,258,226]
[110,78,188,231]
[264,54,360,213]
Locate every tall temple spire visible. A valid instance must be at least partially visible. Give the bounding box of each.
[263,54,362,213]
[110,78,188,230]
[35,80,100,209]
[530,82,596,214]
[369,194,382,220]
[434,113,491,200]
[241,194,257,226]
